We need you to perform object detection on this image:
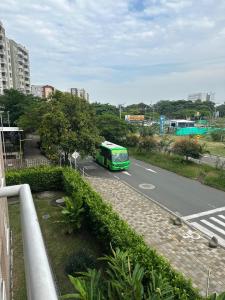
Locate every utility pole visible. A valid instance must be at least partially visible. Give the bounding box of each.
[118,103,126,119]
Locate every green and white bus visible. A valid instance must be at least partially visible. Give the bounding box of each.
[95,141,130,171]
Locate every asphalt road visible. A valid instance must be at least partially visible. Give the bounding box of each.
[78,157,225,217]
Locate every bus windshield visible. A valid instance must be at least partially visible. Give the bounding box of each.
[111,150,129,162]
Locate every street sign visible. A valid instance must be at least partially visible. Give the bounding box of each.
[72,151,79,159]
[160,115,165,135]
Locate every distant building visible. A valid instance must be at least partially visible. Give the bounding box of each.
[0,21,30,95]
[42,85,54,99]
[71,88,89,101]
[187,92,215,102]
[31,85,43,98]
[31,84,55,99]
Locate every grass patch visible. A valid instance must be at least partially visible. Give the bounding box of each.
[129,148,225,191]
[200,140,225,157]
[9,192,103,300]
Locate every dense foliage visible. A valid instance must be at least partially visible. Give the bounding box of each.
[0,89,42,127]
[96,114,129,144]
[63,248,175,300]
[38,92,101,161]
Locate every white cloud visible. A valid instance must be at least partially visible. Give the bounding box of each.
[0,0,224,103]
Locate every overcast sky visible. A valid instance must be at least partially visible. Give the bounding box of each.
[1,0,225,104]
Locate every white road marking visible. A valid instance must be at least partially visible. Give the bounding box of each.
[218,215,225,221]
[122,171,131,176]
[139,183,155,190]
[146,168,157,173]
[201,219,225,235]
[135,163,157,173]
[191,222,225,248]
[183,206,225,221]
[114,175,120,180]
[210,217,225,228]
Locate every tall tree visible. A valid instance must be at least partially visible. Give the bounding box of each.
[39,92,101,161]
[96,114,129,145]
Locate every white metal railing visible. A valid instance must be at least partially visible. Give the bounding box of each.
[0,184,58,300]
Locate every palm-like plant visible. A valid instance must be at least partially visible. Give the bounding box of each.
[62,248,175,300]
[102,248,145,300]
[60,192,85,234]
[146,269,174,300]
[61,269,104,300]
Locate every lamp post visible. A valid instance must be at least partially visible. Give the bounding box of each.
[19,138,32,167]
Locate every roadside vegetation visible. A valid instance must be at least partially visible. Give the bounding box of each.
[7,166,205,300]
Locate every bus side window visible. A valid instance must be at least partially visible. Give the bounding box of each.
[106,148,111,160]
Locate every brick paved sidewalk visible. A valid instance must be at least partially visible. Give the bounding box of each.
[86,177,225,296]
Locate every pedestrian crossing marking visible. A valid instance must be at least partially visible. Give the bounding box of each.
[210,217,225,228]
[200,219,225,236]
[218,215,225,220]
[191,222,225,248]
[184,210,225,248]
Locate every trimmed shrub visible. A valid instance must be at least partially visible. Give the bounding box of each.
[6,166,63,192]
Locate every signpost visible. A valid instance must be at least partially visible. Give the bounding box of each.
[72,151,79,169]
[160,115,165,135]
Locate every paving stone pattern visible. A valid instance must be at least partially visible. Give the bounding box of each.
[86,177,225,296]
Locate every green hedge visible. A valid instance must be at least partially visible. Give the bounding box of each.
[6,166,63,192]
[6,166,202,299]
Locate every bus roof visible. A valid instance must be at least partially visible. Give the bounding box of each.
[101,141,126,150]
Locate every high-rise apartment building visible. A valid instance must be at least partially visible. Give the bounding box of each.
[0,21,30,95]
[71,87,89,101]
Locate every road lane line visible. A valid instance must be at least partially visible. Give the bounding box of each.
[210,217,225,228]
[122,171,131,176]
[191,222,225,247]
[146,168,157,173]
[218,215,225,220]
[135,163,157,173]
[200,219,225,235]
[183,206,225,221]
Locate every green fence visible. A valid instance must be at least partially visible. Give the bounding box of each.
[176,127,225,136]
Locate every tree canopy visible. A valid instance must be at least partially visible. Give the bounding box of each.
[96,114,129,145]
[39,92,101,161]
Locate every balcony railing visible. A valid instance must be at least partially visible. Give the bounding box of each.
[0,184,58,300]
